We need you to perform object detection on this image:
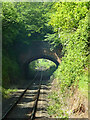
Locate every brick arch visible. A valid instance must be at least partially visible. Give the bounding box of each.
[19,40,62,77]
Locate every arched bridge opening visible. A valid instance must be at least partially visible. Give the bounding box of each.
[19,40,62,79]
[23,55,59,79]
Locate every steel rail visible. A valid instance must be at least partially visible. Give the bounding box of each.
[1,72,39,120]
[29,72,43,120]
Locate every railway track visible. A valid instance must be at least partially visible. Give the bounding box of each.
[2,72,43,120]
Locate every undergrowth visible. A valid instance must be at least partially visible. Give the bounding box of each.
[2,88,17,98]
[47,79,69,118]
[47,91,69,118]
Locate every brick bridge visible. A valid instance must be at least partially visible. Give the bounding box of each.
[19,40,62,77]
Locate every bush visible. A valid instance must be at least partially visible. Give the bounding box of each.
[53,13,89,93]
[2,55,21,87]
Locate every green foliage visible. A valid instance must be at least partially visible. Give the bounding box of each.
[2,2,53,87]
[54,13,88,92]
[47,2,89,93]
[49,2,88,32]
[45,3,89,117]
[29,59,56,70]
[47,91,68,118]
[2,2,89,118]
[2,88,17,98]
[2,2,89,102]
[45,33,60,51]
[2,55,21,87]
[78,72,88,95]
[2,2,23,47]
[2,2,53,48]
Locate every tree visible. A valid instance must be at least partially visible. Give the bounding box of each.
[46,2,89,91]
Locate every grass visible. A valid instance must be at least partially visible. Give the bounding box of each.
[47,91,69,118]
[78,74,88,97]
[2,88,17,98]
[47,79,69,118]
[47,72,88,118]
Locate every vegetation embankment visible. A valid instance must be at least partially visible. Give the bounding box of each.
[2,2,54,97]
[45,2,89,118]
[2,2,89,118]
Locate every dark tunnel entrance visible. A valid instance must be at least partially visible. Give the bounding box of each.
[23,56,59,80]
